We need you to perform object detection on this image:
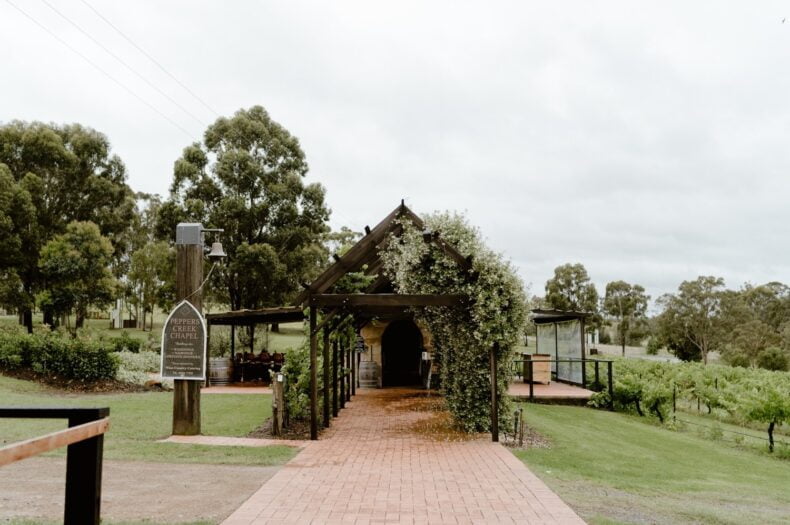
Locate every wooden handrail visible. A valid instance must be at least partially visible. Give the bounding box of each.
[0,417,110,467]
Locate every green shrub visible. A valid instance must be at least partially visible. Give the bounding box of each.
[0,331,118,382]
[110,331,142,353]
[757,347,789,371]
[646,337,661,355]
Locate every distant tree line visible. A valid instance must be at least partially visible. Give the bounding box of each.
[537,263,790,371]
[0,106,333,333]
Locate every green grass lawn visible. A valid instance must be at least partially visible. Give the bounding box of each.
[0,374,297,465]
[514,404,790,524]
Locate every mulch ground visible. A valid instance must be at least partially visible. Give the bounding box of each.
[3,368,164,394]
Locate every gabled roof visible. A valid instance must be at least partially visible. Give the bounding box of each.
[294,201,473,307]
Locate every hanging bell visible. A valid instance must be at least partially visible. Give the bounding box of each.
[207,241,227,260]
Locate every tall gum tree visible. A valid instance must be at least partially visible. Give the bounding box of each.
[602,280,650,356]
[156,106,330,310]
[0,121,136,331]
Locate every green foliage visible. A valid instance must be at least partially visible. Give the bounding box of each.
[37,221,117,328]
[127,240,175,327]
[757,347,789,372]
[544,263,600,327]
[0,330,119,381]
[656,276,727,364]
[646,336,662,355]
[602,280,649,354]
[156,106,330,311]
[380,211,527,433]
[0,121,136,329]
[116,350,160,385]
[110,331,143,353]
[280,342,313,421]
[593,357,790,451]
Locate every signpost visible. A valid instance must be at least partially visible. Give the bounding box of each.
[161,300,206,380]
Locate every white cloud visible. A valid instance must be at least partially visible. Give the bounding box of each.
[1,0,789,303]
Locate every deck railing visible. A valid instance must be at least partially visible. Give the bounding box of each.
[511,358,614,410]
[0,407,110,525]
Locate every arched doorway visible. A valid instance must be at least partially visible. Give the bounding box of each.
[381,320,423,386]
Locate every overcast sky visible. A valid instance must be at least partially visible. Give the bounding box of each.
[2,1,789,307]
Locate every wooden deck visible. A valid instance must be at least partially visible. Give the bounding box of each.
[508,381,595,404]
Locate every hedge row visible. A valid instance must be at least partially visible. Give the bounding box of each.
[0,331,118,382]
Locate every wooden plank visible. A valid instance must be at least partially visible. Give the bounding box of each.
[310,294,463,307]
[0,418,110,467]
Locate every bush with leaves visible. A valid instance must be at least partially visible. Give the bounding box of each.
[0,330,119,382]
[380,212,527,433]
[109,331,142,353]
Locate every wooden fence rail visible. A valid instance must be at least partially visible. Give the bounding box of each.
[0,407,110,525]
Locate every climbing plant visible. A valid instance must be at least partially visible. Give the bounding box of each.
[380,212,527,432]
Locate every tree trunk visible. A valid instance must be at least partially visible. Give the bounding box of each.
[768,421,775,452]
[271,323,280,333]
[621,338,626,357]
[42,308,55,329]
[75,308,85,329]
[634,399,644,417]
[22,309,33,334]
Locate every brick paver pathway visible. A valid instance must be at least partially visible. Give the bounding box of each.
[223,388,585,524]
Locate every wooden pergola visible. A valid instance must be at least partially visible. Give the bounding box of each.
[295,202,502,441]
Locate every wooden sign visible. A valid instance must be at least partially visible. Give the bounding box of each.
[161,300,206,380]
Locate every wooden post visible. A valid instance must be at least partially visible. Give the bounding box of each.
[64,408,108,525]
[205,322,211,388]
[230,325,236,359]
[346,341,351,402]
[332,339,339,417]
[351,341,356,396]
[322,327,330,428]
[309,306,318,440]
[173,241,203,436]
[272,375,284,437]
[340,343,346,408]
[490,343,499,442]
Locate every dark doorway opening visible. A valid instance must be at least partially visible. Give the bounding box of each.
[381,320,423,387]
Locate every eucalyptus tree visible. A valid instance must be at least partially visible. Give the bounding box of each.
[602,280,650,355]
[156,106,330,310]
[0,121,136,331]
[544,263,601,328]
[656,276,727,364]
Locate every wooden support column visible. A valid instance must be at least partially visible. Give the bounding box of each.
[322,327,330,428]
[230,325,236,359]
[332,339,339,417]
[346,342,352,402]
[173,242,202,436]
[351,339,356,396]
[340,343,346,409]
[205,322,211,388]
[490,343,499,442]
[309,306,318,440]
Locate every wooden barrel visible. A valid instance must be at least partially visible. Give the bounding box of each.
[358,360,379,388]
[209,357,233,385]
